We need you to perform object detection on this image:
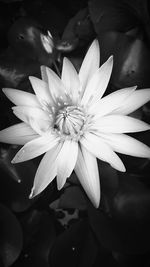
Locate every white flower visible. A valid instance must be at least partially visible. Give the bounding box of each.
[0,40,150,208]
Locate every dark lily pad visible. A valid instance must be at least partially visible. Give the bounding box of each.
[0,145,38,212]
[59,185,87,210]
[49,219,88,267]
[88,172,150,254]
[0,204,23,267]
[19,210,56,267]
[88,0,139,34]
[98,161,119,197]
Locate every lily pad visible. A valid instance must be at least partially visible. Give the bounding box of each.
[0,204,23,267]
[88,172,150,254]
[0,145,38,212]
[88,0,139,34]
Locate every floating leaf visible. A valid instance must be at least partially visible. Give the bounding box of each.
[111,173,150,222]
[98,161,119,197]
[88,172,150,254]
[88,0,139,34]
[0,145,38,212]
[59,185,87,210]
[56,8,95,53]
[49,220,88,267]
[0,204,23,267]
[19,210,56,267]
[78,230,98,267]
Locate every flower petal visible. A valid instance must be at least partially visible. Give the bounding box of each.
[29,76,54,106]
[12,106,50,122]
[113,89,150,115]
[56,140,78,190]
[46,67,66,103]
[29,143,62,198]
[11,133,60,163]
[89,86,137,117]
[98,133,150,158]
[61,57,80,102]
[0,123,38,145]
[12,106,51,134]
[2,88,40,107]
[74,145,100,208]
[92,115,150,133]
[79,39,100,94]
[81,56,113,106]
[40,65,48,83]
[80,132,126,172]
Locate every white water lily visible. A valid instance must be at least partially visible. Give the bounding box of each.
[0,40,150,208]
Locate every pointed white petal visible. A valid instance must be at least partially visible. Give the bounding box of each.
[79,40,100,94]
[74,145,100,208]
[56,140,78,190]
[89,86,137,116]
[81,56,113,106]
[29,76,53,106]
[2,88,40,107]
[46,67,66,103]
[0,123,38,145]
[80,133,126,172]
[92,115,150,133]
[12,106,50,122]
[113,89,150,115]
[11,133,60,163]
[30,143,62,198]
[12,106,51,134]
[61,57,80,102]
[98,133,150,158]
[40,65,49,83]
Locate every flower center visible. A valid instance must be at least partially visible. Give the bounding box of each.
[54,106,86,138]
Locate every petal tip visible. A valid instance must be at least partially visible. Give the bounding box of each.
[118,165,126,172]
[11,158,16,164]
[29,188,35,199]
[63,56,67,63]
[29,76,40,84]
[40,65,46,72]
[45,66,50,73]
[11,151,23,164]
[40,64,46,69]
[56,175,67,191]
[57,181,63,191]
[110,161,126,173]
[92,39,99,49]
[108,55,113,64]
[93,198,100,209]
[2,88,7,94]
[146,149,150,159]
[2,87,13,96]
[29,76,35,82]
[88,191,100,208]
